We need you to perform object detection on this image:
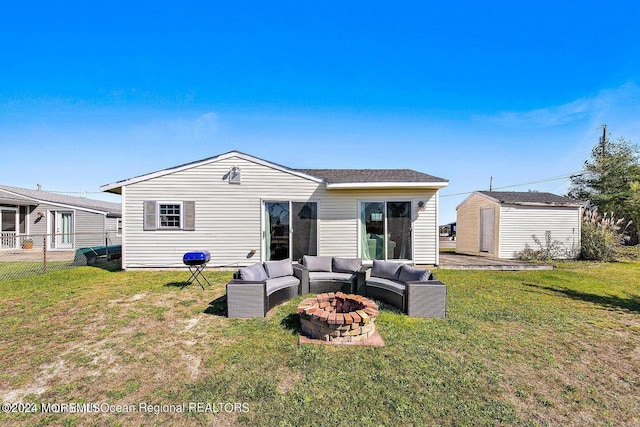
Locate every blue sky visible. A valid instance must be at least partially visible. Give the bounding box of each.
[2,1,640,223]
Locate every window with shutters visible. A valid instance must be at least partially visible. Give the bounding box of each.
[143,201,196,231]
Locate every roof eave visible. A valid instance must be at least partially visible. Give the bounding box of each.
[101,185,123,195]
[325,181,449,190]
[100,150,323,192]
[0,196,36,206]
[503,201,585,208]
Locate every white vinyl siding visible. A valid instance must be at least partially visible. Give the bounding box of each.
[106,217,122,245]
[121,155,441,269]
[499,205,581,259]
[123,157,322,268]
[318,191,437,264]
[411,193,438,265]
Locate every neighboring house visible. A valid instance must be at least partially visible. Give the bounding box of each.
[101,151,449,270]
[0,185,122,251]
[439,222,456,238]
[456,191,583,259]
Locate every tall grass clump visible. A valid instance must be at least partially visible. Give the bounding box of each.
[580,208,632,261]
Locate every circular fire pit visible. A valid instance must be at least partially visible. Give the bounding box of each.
[297,292,379,343]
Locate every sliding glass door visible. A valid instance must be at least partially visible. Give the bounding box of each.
[360,201,412,261]
[291,202,318,261]
[264,201,317,261]
[265,202,290,260]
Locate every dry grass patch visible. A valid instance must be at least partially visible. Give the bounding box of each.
[0,267,234,425]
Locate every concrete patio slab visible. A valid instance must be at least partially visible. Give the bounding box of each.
[438,252,553,271]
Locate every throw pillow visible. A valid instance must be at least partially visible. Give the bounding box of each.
[332,257,362,273]
[371,260,403,280]
[398,265,431,282]
[264,258,294,279]
[238,263,268,281]
[302,255,333,272]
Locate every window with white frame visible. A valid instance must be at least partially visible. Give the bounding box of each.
[159,203,181,228]
[143,200,196,231]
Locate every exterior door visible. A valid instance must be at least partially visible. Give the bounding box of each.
[264,201,318,261]
[265,202,290,261]
[480,207,494,253]
[386,202,412,260]
[1,208,18,249]
[360,201,412,261]
[53,211,74,249]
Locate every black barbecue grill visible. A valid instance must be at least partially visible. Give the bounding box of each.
[182,251,211,289]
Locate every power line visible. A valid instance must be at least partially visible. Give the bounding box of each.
[440,173,581,198]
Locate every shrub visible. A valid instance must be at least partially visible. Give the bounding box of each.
[580,208,632,261]
[515,231,577,261]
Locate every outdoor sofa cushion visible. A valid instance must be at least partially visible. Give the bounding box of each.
[332,257,362,273]
[398,265,431,282]
[266,276,300,294]
[238,263,269,281]
[302,255,333,272]
[264,258,294,278]
[371,260,403,280]
[366,276,407,294]
[370,261,432,284]
[308,272,355,282]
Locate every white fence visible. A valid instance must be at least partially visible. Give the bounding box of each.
[0,232,18,250]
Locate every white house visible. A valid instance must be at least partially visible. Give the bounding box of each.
[456,191,583,259]
[101,151,449,270]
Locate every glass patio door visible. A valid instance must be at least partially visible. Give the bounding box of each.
[387,202,412,260]
[265,202,290,261]
[53,211,74,249]
[360,201,412,261]
[264,201,317,261]
[1,208,18,249]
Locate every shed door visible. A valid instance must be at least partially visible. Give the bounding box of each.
[480,207,494,253]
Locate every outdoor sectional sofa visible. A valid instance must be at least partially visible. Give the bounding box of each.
[298,255,367,295]
[226,257,446,319]
[364,260,447,318]
[226,258,303,318]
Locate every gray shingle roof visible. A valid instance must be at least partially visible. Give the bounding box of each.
[296,169,448,184]
[102,151,449,192]
[478,191,582,206]
[0,185,121,216]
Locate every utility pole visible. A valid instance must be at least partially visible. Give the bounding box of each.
[489,176,493,191]
[599,124,607,157]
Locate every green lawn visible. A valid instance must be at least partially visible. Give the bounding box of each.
[0,261,638,426]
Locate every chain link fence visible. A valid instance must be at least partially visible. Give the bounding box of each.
[0,232,121,282]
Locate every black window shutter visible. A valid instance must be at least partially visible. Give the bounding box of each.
[183,201,196,231]
[143,201,157,231]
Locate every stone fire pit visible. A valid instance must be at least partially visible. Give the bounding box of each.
[297,292,380,344]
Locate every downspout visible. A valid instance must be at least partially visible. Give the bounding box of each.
[121,186,127,270]
[435,191,440,266]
